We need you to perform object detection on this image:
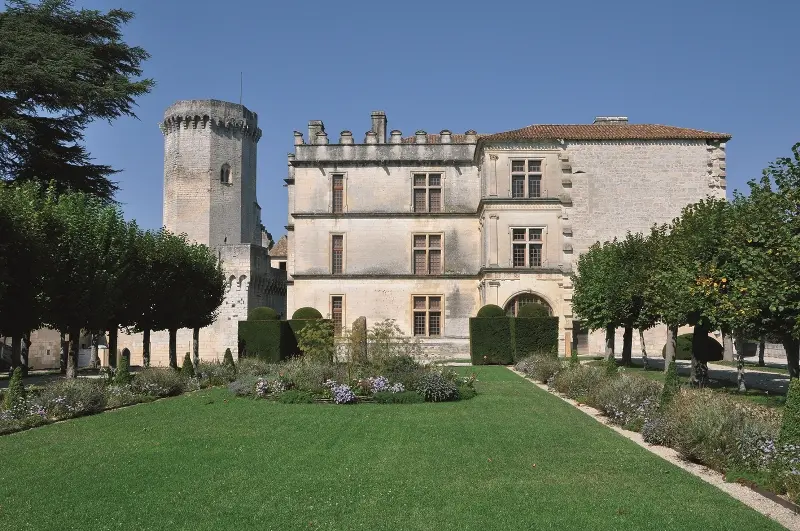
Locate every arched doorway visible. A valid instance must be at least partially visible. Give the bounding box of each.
[504,293,553,317]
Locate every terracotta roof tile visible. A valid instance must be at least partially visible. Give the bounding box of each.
[482,124,731,142]
[270,235,287,257]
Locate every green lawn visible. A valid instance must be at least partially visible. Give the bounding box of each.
[713,360,789,375]
[0,367,779,530]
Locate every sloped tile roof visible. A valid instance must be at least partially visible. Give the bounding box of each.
[481,123,731,142]
[270,235,287,257]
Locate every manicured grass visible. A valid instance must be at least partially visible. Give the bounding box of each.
[714,360,789,375]
[0,367,779,530]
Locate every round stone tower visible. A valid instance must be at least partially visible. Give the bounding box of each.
[160,99,263,250]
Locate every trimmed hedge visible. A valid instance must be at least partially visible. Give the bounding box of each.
[239,319,334,362]
[517,303,550,319]
[292,307,322,320]
[470,317,515,365]
[514,316,559,360]
[248,307,279,321]
[476,304,505,318]
[660,333,723,362]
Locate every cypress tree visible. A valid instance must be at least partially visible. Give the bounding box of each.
[114,348,131,385]
[570,348,579,367]
[182,352,195,378]
[3,367,25,410]
[223,348,235,368]
[660,360,680,410]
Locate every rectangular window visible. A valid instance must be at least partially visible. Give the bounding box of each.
[331,296,343,336]
[511,227,545,268]
[413,234,443,275]
[412,295,443,336]
[412,173,443,213]
[331,235,343,274]
[511,159,543,198]
[332,174,344,214]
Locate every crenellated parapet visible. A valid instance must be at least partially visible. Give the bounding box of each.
[159,99,262,142]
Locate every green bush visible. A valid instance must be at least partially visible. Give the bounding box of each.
[476,304,505,318]
[280,358,346,394]
[278,390,315,404]
[604,356,618,377]
[457,385,478,400]
[513,316,559,360]
[587,374,662,431]
[380,355,426,390]
[552,365,605,402]
[660,333,723,362]
[294,319,335,362]
[114,349,132,385]
[223,348,235,367]
[197,361,237,387]
[373,390,426,404]
[570,348,579,367]
[524,354,563,384]
[236,358,273,378]
[133,368,187,397]
[105,384,143,409]
[248,306,280,321]
[41,379,107,418]
[779,378,800,450]
[182,353,195,377]
[469,317,514,365]
[417,371,459,402]
[3,367,25,410]
[292,307,322,320]
[517,303,550,319]
[660,360,680,410]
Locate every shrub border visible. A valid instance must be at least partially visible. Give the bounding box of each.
[508,366,800,528]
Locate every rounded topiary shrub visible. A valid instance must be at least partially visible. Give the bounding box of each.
[292,307,322,320]
[517,303,550,319]
[660,333,723,362]
[476,304,505,318]
[248,307,280,321]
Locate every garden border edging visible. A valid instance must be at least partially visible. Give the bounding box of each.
[508,367,800,531]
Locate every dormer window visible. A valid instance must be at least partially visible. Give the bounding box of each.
[220,164,232,184]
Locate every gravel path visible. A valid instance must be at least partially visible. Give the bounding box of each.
[509,367,800,530]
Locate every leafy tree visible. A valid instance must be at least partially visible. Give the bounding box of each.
[41,189,128,377]
[182,243,225,370]
[128,229,159,367]
[571,240,625,361]
[616,232,660,366]
[0,182,49,374]
[0,0,154,200]
[295,319,335,363]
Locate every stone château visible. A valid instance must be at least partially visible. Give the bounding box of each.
[284,112,730,356]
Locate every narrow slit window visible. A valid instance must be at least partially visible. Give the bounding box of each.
[332,174,344,214]
[331,235,343,274]
[331,296,343,336]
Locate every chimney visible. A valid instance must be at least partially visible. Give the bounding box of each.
[593,116,628,125]
[371,111,387,143]
[465,130,478,143]
[293,131,304,145]
[364,131,378,144]
[315,131,329,145]
[389,130,403,144]
[339,131,353,145]
[415,130,428,144]
[439,130,452,144]
[308,120,324,140]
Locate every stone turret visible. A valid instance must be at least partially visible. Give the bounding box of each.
[161,99,263,251]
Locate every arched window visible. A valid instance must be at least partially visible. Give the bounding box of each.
[220,164,232,184]
[504,293,552,317]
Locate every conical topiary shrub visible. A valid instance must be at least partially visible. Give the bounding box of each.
[659,360,680,410]
[604,356,618,377]
[570,348,579,367]
[4,367,25,409]
[779,378,800,450]
[223,348,235,367]
[182,352,195,378]
[114,349,131,385]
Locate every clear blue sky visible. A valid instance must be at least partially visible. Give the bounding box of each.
[72,0,798,238]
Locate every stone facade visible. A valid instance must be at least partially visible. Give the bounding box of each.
[118,100,286,366]
[285,113,730,357]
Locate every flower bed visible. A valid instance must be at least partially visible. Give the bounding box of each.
[514,355,800,505]
[226,356,477,405]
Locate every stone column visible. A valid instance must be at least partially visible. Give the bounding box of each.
[489,215,499,266]
[488,281,500,306]
[489,154,498,197]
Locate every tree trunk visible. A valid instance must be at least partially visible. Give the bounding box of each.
[783,337,800,380]
[142,328,150,368]
[722,331,734,362]
[664,325,678,372]
[10,335,21,372]
[690,323,708,386]
[758,339,765,367]
[21,332,30,376]
[60,330,68,374]
[192,327,200,372]
[66,326,80,378]
[604,325,615,362]
[639,329,649,370]
[108,326,118,369]
[90,332,99,369]
[736,341,747,392]
[621,326,633,366]
[168,328,177,369]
